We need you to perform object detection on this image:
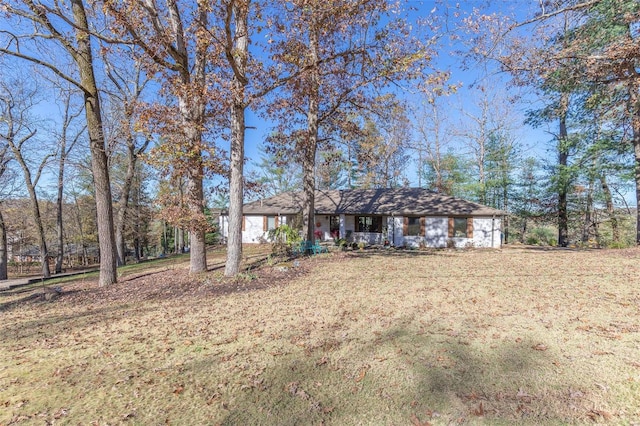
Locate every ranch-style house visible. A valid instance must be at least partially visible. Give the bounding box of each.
[219,188,504,248]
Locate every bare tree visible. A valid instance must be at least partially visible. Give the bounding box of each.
[0,144,11,280]
[0,82,53,278]
[53,91,85,274]
[103,54,151,265]
[101,0,224,274]
[0,0,118,285]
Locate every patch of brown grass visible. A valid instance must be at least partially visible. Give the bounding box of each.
[1,246,640,424]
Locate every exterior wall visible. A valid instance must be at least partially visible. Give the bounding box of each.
[390,216,403,246]
[440,217,502,248]
[343,215,356,240]
[473,217,501,248]
[352,232,385,245]
[218,215,228,242]
[399,216,501,248]
[243,215,265,243]
[399,216,446,248]
[220,213,502,248]
[219,215,290,244]
[313,216,330,240]
[424,217,448,248]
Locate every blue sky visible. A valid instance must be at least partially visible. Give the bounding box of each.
[3,1,635,206]
[238,0,554,188]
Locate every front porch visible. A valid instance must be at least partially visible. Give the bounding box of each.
[313,214,397,246]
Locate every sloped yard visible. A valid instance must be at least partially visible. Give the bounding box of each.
[1,246,640,424]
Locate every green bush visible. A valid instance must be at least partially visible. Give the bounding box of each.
[268,224,302,258]
[527,227,557,246]
[607,240,633,249]
[205,231,219,245]
[268,224,301,245]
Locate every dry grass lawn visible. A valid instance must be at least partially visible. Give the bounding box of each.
[1,246,640,425]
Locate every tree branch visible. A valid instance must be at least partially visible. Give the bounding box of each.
[0,47,86,93]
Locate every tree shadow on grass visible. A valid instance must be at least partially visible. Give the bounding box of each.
[0,302,158,342]
[204,323,590,426]
[0,288,87,313]
[341,248,463,260]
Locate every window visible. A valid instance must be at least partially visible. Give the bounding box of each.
[356,216,382,233]
[404,216,423,236]
[448,217,473,238]
[263,215,279,231]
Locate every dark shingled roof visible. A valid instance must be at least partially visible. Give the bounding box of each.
[242,188,505,216]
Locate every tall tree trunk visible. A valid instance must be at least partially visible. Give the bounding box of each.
[8,140,51,278]
[29,188,50,278]
[582,172,594,243]
[179,229,185,253]
[557,92,570,248]
[115,136,137,266]
[174,74,207,272]
[132,175,141,261]
[226,98,245,276]
[177,180,185,253]
[502,162,509,244]
[72,0,117,286]
[635,139,640,245]
[72,193,87,266]
[225,0,249,277]
[55,95,80,274]
[302,23,320,243]
[162,221,168,254]
[0,208,7,281]
[174,227,178,253]
[55,150,65,274]
[631,86,640,245]
[600,174,619,244]
[187,173,207,271]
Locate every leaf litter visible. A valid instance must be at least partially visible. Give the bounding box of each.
[1,246,640,424]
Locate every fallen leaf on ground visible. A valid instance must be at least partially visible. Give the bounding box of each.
[410,413,432,426]
[354,364,370,383]
[473,402,484,416]
[587,409,612,421]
